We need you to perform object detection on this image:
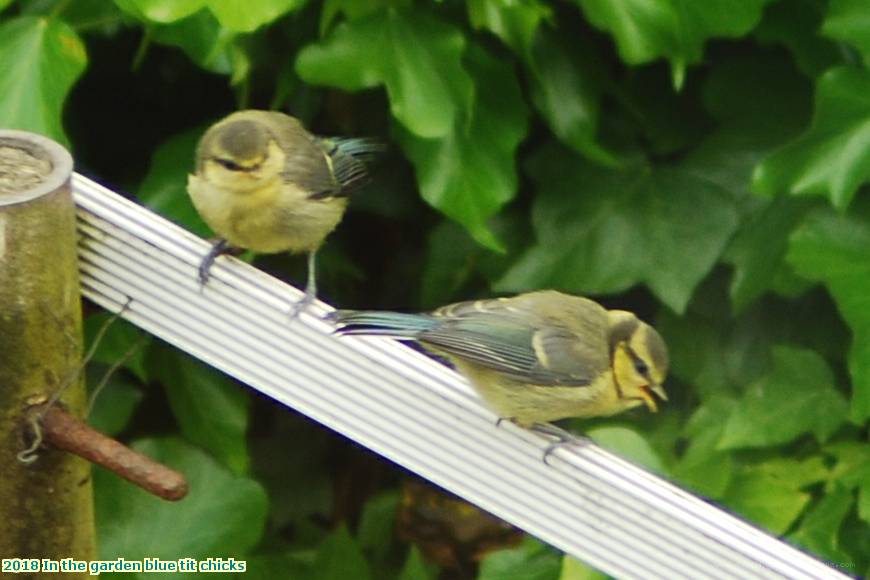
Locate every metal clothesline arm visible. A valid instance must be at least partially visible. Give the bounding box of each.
[72,173,849,580]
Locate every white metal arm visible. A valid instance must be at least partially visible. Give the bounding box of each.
[72,173,849,580]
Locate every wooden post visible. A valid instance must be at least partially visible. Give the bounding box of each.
[0,130,95,575]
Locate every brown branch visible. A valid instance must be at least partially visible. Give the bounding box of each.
[37,405,188,501]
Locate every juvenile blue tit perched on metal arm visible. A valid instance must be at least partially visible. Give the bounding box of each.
[333,290,668,440]
[187,110,381,313]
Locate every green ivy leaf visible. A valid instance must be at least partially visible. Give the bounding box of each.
[113,0,206,23]
[621,67,710,159]
[206,0,306,33]
[478,538,561,580]
[398,547,435,580]
[296,9,473,139]
[312,525,374,580]
[560,556,607,580]
[698,48,813,149]
[822,0,870,65]
[719,346,847,449]
[787,203,870,423]
[0,16,87,146]
[724,197,813,312]
[467,0,552,55]
[250,415,331,529]
[753,66,870,209]
[149,346,251,474]
[722,468,811,534]
[319,0,397,34]
[657,274,775,403]
[825,442,870,529]
[755,0,841,78]
[690,48,813,207]
[137,127,212,237]
[672,397,737,498]
[149,9,243,76]
[58,0,125,33]
[750,456,830,490]
[497,145,739,313]
[658,309,736,398]
[526,26,617,166]
[689,127,813,315]
[686,50,816,310]
[790,484,854,566]
[827,441,870,489]
[714,456,830,537]
[395,44,528,251]
[573,0,773,87]
[587,426,665,473]
[86,367,144,437]
[420,221,485,308]
[95,437,267,560]
[357,491,400,563]
[422,214,532,308]
[468,2,613,165]
[659,275,848,402]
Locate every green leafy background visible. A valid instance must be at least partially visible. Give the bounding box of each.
[4,0,870,576]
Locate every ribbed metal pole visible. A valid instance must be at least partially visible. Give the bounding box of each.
[0,131,94,574]
[71,173,850,580]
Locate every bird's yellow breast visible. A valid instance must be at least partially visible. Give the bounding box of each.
[187,173,348,254]
[449,360,642,427]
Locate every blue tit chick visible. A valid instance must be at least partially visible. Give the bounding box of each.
[187,110,381,314]
[333,290,668,434]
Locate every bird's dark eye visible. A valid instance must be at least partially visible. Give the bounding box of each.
[215,158,244,171]
[633,357,649,377]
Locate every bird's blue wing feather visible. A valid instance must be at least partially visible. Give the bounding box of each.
[419,313,598,386]
[308,137,384,199]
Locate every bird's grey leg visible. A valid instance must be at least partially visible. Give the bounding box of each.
[529,423,590,464]
[495,418,589,462]
[199,239,230,287]
[290,250,318,319]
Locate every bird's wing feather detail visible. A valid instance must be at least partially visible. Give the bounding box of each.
[308,137,383,199]
[420,312,600,386]
[334,292,611,387]
[272,119,342,199]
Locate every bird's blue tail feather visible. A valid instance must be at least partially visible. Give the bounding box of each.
[332,311,439,338]
[331,137,385,162]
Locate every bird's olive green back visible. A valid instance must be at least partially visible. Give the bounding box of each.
[420,291,612,386]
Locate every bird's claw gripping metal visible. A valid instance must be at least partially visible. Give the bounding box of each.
[289,251,318,320]
[494,418,589,463]
[198,239,230,288]
[531,423,590,464]
[289,291,315,320]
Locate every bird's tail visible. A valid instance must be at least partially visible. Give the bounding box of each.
[330,137,386,162]
[317,137,386,196]
[331,310,439,339]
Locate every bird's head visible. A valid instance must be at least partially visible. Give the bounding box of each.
[607,310,669,413]
[196,117,286,192]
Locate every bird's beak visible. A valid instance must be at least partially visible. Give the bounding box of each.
[640,383,668,413]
